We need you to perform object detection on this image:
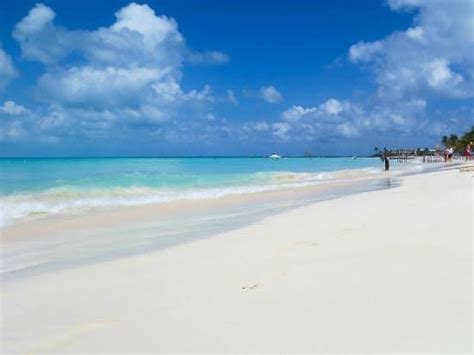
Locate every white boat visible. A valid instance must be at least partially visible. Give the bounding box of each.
[268,153,281,159]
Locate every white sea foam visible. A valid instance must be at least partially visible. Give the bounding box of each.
[0,163,432,227]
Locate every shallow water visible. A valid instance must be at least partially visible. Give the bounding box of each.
[0,157,443,280]
[0,157,425,226]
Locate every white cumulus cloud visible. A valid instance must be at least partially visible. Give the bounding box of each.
[260,86,283,103]
[348,0,474,99]
[272,94,430,142]
[1,101,29,115]
[405,26,424,40]
[9,2,225,143]
[39,66,170,105]
[349,41,384,63]
[424,58,463,89]
[0,46,17,88]
[281,105,317,122]
[272,122,291,139]
[319,99,345,115]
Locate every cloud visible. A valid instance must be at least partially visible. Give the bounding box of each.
[14,3,55,37]
[281,105,317,122]
[4,1,473,154]
[254,121,270,131]
[182,85,214,102]
[206,113,216,121]
[14,3,185,106]
[252,0,473,148]
[271,95,432,142]
[39,66,170,105]
[424,58,463,89]
[0,120,26,141]
[0,101,29,115]
[319,98,345,115]
[0,101,31,142]
[8,2,225,145]
[227,89,238,105]
[348,0,474,99]
[405,26,423,40]
[349,41,383,63]
[187,51,229,64]
[243,121,269,132]
[13,3,72,65]
[111,3,182,48]
[272,122,291,139]
[336,123,359,138]
[13,3,221,107]
[0,45,17,88]
[260,86,283,103]
[280,99,349,123]
[387,0,424,10]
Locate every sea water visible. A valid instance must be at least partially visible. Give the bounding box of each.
[0,157,430,278]
[0,156,423,226]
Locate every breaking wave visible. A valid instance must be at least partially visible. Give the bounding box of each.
[0,167,388,226]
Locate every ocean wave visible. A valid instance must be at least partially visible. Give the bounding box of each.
[265,166,382,183]
[0,164,426,227]
[0,185,265,226]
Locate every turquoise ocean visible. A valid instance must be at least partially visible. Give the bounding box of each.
[0,157,431,278]
[0,157,426,227]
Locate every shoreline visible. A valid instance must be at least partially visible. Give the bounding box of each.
[0,163,464,281]
[1,160,456,238]
[1,167,472,353]
[0,157,447,230]
[1,172,398,280]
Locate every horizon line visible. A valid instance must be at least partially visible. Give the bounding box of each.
[0,155,377,159]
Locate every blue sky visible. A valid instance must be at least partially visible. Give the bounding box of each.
[0,0,473,156]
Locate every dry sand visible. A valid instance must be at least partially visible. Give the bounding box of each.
[1,168,472,353]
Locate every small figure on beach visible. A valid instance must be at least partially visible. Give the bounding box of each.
[444,147,454,162]
[447,147,453,161]
[464,142,472,161]
[383,153,390,171]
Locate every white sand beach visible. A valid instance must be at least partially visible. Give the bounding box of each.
[1,168,472,353]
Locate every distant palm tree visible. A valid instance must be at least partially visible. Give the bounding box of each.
[440,127,474,153]
[447,134,458,148]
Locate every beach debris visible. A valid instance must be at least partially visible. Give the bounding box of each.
[241,283,259,291]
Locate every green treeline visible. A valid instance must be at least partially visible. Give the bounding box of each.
[441,126,474,152]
